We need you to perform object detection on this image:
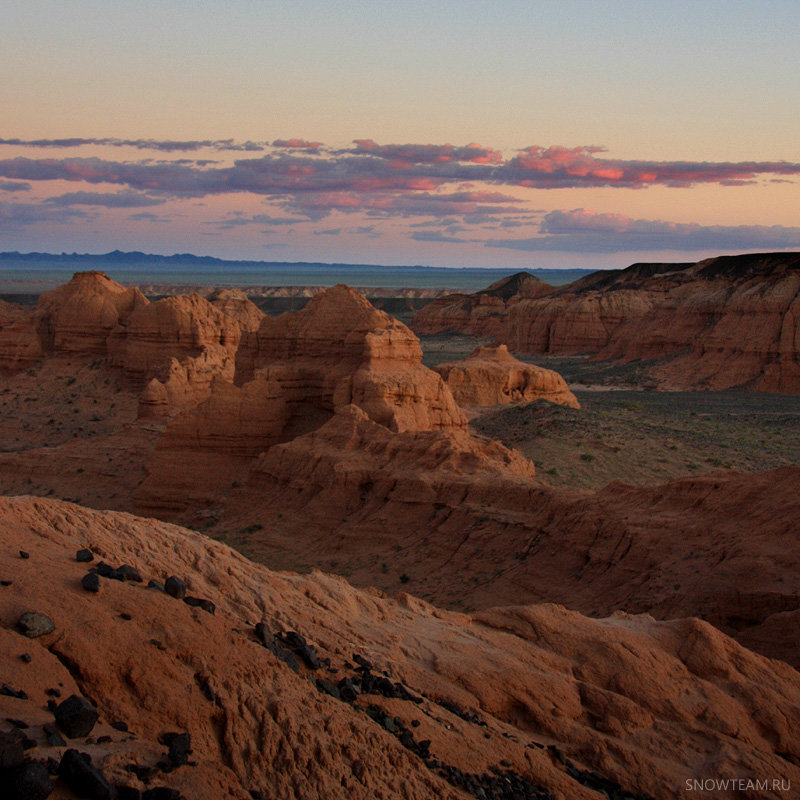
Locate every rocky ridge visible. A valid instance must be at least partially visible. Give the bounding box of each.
[410,272,553,339]
[2,495,800,799]
[412,253,800,393]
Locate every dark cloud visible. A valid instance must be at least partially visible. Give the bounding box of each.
[0,137,266,152]
[0,200,94,228]
[411,230,472,244]
[128,211,170,223]
[313,227,342,236]
[486,209,800,252]
[0,180,31,192]
[44,190,166,208]
[208,213,302,230]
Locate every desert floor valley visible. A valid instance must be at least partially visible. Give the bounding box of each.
[0,252,799,799]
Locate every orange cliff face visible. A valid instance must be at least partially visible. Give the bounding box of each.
[434,344,580,408]
[412,254,800,393]
[0,271,265,416]
[410,271,553,338]
[507,254,800,392]
[3,495,800,800]
[0,271,148,372]
[134,285,479,517]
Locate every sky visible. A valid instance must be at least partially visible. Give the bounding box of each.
[2,0,799,269]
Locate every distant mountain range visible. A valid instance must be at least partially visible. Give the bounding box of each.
[0,250,592,292]
[0,250,585,275]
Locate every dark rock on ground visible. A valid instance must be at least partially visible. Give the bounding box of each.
[76,549,94,562]
[142,788,185,800]
[117,565,142,583]
[19,550,29,559]
[183,596,215,614]
[164,576,186,599]
[82,572,101,593]
[95,562,120,580]
[147,580,164,591]
[16,612,55,638]
[0,729,25,769]
[337,678,359,702]
[278,631,320,669]
[1,683,28,699]
[43,723,66,747]
[54,695,99,738]
[58,749,115,800]
[115,786,142,800]
[159,732,192,767]
[314,678,341,700]
[6,760,53,800]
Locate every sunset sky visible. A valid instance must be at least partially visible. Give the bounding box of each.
[2,0,799,269]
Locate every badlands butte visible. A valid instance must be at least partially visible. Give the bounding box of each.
[0,252,799,799]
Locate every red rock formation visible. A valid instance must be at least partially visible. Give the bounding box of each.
[108,293,244,383]
[435,344,579,408]
[0,271,147,372]
[136,286,467,514]
[216,420,800,670]
[37,271,149,356]
[107,291,264,417]
[411,254,800,393]
[410,271,553,338]
[205,287,264,331]
[506,253,800,392]
[3,494,800,799]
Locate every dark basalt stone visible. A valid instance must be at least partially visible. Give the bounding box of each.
[16,612,55,638]
[81,572,101,593]
[1,683,28,700]
[147,580,165,592]
[314,678,341,700]
[142,788,185,800]
[115,786,142,800]
[0,729,25,769]
[58,749,115,800]
[76,549,94,563]
[6,760,53,800]
[337,678,359,703]
[19,550,30,559]
[164,576,186,599]
[160,732,191,767]
[95,562,118,579]
[183,596,215,614]
[117,565,143,583]
[353,654,373,671]
[43,724,66,747]
[53,695,99,738]
[278,631,320,669]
